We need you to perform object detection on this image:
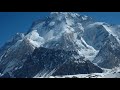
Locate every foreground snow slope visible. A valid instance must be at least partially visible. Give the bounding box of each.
[45,68,120,78]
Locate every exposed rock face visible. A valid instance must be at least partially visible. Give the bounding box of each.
[93,35,120,69]
[12,47,103,78]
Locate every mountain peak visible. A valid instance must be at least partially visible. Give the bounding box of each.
[49,12,81,20]
[50,12,80,17]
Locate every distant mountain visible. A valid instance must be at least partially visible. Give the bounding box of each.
[1,12,120,78]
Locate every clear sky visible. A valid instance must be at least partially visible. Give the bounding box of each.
[0,12,120,47]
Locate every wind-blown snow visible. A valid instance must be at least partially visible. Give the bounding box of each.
[25,30,45,48]
[87,22,104,28]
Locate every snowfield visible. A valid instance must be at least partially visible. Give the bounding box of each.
[35,68,120,78]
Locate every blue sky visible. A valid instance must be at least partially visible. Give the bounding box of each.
[0,12,120,47]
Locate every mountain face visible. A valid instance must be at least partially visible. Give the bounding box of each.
[93,35,120,68]
[10,47,102,78]
[0,12,120,78]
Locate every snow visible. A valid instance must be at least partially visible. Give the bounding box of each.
[2,59,20,74]
[74,59,85,64]
[50,12,80,18]
[49,21,55,26]
[77,23,84,31]
[103,25,115,36]
[88,23,120,45]
[25,30,44,48]
[82,15,88,21]
[12,40,23,49]
[35,68,120,78]
[44,30,55,41]
[87,22,104,28]
[26,30,40,40]
[64,26,74,33]
[77,49,98,61]
[34,69,50,78]
[32,21,45,30]
[7,33,24,43]
[0,52,6,61]
[0,73,2,77]
[66,18,74,26]
[76,37,98,61]
[103,25,120,44]
[34,68,57,78]
[70,13,80,18]
[37,73,103,78]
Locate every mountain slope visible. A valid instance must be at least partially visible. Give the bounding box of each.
[12,47,102,78]
[93,35,120,68]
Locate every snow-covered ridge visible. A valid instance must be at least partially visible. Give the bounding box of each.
[50,12,80,18]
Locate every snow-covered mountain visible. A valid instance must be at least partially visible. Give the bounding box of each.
[0,12,120,78]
